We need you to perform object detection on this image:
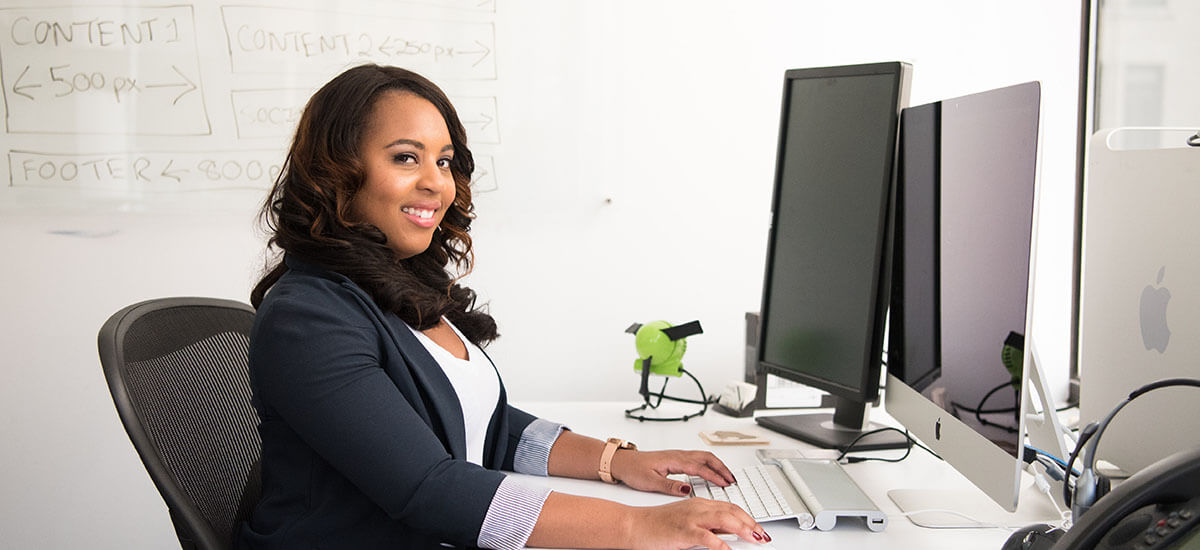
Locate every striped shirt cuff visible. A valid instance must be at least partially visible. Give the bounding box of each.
[477,477,552,550]
[512,418,567,476]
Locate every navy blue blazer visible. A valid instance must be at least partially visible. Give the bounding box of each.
[237,256,537,549]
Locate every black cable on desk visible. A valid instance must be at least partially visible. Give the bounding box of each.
[836,426,943,464]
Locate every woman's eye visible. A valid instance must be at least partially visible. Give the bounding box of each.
[393,153,417,164]
[437,157,453,169]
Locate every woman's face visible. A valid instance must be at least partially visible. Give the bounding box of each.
[352,91,457,259]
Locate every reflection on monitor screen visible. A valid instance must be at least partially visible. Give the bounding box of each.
[886,81,1041,516]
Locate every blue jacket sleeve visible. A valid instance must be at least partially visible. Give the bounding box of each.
[502,405,537,470]
[250,281,508,545]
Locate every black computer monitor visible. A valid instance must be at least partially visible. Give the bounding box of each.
[753,62,911,451]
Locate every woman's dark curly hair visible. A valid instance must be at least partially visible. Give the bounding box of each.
[251,64,498,345]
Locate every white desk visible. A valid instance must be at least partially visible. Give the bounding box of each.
[511,401,1045,550]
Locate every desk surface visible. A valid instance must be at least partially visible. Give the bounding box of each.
[511,401,1043,550]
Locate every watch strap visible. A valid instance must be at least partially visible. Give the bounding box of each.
[599,437,636,484]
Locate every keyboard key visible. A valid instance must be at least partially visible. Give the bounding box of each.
[725,485,749,512]
[689,465,797,521]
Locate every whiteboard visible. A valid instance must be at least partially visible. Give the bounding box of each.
[0,0,503,209]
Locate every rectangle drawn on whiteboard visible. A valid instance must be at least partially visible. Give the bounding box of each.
[9,150,282,192]
[232,89,499,145]
[221,5,496,79]
[410,0,496,13]
[231,88,312,140]
[472,154,497,194]
[0,6,211,135]
[452,96,500,144]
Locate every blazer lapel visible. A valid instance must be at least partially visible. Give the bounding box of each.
[477,346,507,468]
[389,323,468,460]
[284,256,470,460]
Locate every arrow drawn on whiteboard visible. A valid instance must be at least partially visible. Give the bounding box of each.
[457,41,492,67]
[144,65,198,105]
[12,66,41,101]
[471,166,489,184]
[160,159,188,182]
[377,38,395,57]
[462,113,494,131]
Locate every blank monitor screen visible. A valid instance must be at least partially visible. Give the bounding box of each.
[756,62,909,451]
[887,81,1041,511]
[760,69,899,392]
[938,83,1039,453]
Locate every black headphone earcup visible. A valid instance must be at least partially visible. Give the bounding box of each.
[1066,421,1102,508]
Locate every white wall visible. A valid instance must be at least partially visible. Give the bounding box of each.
[0,1,1083,547]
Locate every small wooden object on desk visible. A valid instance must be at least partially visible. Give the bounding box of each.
[698,430,771,446]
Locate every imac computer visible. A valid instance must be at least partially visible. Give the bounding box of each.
[753,62,911,452]
[885,81,1062,524]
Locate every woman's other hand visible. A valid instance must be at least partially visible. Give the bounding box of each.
[627,498,770,550]
[611,449,736,496]
[528,492,771,550]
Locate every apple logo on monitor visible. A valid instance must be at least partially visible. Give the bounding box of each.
[1140,266,1171,353]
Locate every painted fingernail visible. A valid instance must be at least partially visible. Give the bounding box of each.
[752,532,762,541]
[680,485,691,495]
[764,532,772,542]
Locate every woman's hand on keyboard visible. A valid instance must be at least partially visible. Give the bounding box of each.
[628,498,770,550]
[611,449,737,496]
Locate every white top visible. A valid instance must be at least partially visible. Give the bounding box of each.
[407,318,501,466]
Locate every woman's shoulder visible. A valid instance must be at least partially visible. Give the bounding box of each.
[256,262,380,330]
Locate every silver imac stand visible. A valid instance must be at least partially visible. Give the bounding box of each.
[887,340,1072,528]
[1023,341,1073,488]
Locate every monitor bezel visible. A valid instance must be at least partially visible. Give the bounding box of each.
[888,102,943,393]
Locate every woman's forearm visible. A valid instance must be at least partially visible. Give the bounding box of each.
[546,430,634,481]
[525,492,634,549]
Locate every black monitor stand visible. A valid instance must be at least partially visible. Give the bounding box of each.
[755,395,908,451]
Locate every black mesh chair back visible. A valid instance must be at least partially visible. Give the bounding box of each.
[98,297,261,550]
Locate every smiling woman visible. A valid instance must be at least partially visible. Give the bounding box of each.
[240,64,769,550]
[250,64,486,339]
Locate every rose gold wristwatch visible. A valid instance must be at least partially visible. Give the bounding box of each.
[599,437,637,484]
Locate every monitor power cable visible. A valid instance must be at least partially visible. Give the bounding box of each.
[836,426,942,464]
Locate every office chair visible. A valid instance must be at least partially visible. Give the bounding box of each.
[98,297,261,550]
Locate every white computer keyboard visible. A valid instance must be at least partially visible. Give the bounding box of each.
[689,464,814,528]
[688,458,887,532]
